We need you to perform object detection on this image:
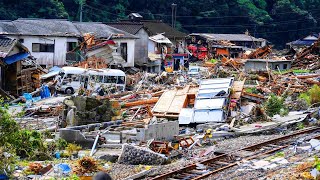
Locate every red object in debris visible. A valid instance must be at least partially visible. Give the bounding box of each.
[187,45,208,60]
[255,124,263,128]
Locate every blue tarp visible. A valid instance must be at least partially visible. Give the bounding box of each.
[40,85,51,99]
[291,40,315,46]
[3,52,29,65]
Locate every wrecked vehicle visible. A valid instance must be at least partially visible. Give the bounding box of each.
[55,67,126,94]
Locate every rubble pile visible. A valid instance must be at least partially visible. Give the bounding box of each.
[118,144,167,165]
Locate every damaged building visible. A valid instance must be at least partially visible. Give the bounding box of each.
[0,36,44,97]
[107,13,188,72]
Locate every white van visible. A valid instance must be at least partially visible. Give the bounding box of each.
[55,67,126,94]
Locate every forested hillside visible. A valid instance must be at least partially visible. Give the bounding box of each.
[0,0,319,48]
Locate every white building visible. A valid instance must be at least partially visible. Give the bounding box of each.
[0,19,79,66]
[0,19,138,68]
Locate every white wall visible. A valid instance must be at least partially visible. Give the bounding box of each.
[113,38,135,67]
[148,40,156,53]
[7,35,78,67]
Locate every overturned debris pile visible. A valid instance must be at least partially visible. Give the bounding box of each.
[63,96,116,126]
[118,144,167,165]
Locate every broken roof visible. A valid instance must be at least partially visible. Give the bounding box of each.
[190,33,265,42]
[149,34,172,44]
[0,36,16,58]
[73,22,138,39]
[287,34,320,46]
[0,20,19,35]
[106,22,144,35]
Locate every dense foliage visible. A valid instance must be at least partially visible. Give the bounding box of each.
[0,0,319,48]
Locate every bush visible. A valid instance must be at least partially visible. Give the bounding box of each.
[299,85,320,106]
[0,98,48,159]
[265,94,287,117]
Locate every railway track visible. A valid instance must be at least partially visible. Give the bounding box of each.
[147,126,320,180]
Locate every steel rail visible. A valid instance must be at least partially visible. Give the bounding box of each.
[148,126,320,180]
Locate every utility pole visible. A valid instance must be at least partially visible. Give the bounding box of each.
[79,0,85,22]
[171,3,177,28]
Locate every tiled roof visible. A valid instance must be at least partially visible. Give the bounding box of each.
[73,22,138,39]
[106,22,144,35]
[0,36,16,58]
[141,20,187,39]
[0,19,138,39]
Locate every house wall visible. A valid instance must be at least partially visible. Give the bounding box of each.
[113,38,135,67]
[245,61,291,71]
[6,35,78,67]
[148,40,156,53]
[134,28,149,65]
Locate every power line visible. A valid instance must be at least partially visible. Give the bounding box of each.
[255,26,320,35]
[124,8,320,19]
[181,17,319,28]
[86,0,320,22]
[82,3,320,36]
[85,5,122,17]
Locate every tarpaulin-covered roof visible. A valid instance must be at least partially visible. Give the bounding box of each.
[3,52,29,64]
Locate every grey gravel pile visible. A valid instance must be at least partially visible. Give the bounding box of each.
[118,144,167,165]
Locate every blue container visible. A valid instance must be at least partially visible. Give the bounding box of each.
[55,152,61,159]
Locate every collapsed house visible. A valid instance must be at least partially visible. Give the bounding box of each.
[187,33,267,60]
[0,36,44,98]
[0,19,138,68]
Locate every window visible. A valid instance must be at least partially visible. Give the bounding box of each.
[19,39,24,43]
[98,76,104,83]
[67,42,77,51]
[104,76,117,83]
[117,76,125,84]
[90,75,96,82]
[120,43,128,62]
[32,43,54,52]
[283,64,288,70]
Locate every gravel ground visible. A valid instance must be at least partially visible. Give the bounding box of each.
[108,163,143,180]
[144,134,283,178]
[105,130,320,179]
[206,135,320,180]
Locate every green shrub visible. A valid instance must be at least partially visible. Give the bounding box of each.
[299,85,320,106]
[264,94,287,117]
[299,92,311,105]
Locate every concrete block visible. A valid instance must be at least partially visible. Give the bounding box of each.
[59,128,94,148]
